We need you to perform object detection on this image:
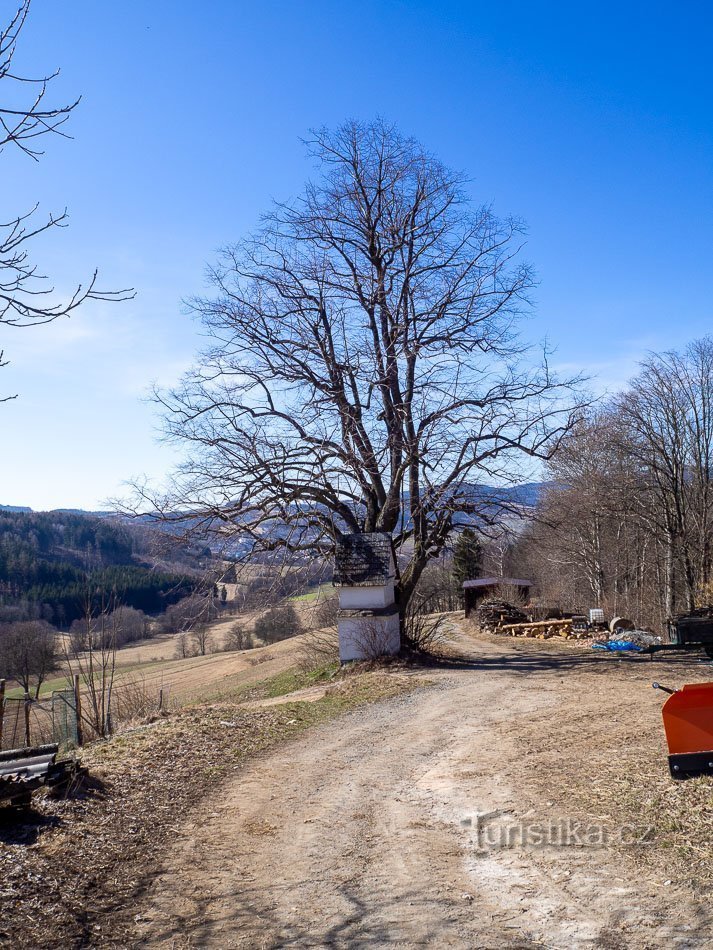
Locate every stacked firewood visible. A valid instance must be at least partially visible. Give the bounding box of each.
[477,600,590,640]
[477,600,528,631]
[498,618,580,640]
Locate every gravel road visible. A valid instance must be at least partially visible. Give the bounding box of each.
[135,624,713,948]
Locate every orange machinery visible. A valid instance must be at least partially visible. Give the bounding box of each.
[653,681,713,779]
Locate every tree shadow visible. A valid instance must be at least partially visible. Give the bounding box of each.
[58,767,108,802]
[0,804,61,844]
[411,638,713,682]
[130,878,534,949]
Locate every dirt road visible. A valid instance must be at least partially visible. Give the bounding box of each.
[135,624,713,948]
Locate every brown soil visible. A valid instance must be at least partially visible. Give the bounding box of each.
[132,621,713,948]
[0,669,416,948]
[4,620,713,948]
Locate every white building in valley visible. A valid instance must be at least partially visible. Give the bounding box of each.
[333,532,400,662]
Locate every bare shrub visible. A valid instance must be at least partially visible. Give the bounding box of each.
[402,594,449,654]
[351,620,398,661]
[224,623,254,652]
[298,625,339,670]
[159,594,220,634]
[64,596,120,739]
[111,676,165,727]
[310,594,339,628]
[254,604,301,644]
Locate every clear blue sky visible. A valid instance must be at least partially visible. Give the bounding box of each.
[2,0,713,510]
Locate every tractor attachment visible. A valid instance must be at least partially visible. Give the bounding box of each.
[653,681,713,779]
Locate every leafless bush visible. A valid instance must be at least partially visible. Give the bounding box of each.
[254,604,301,644]
[223,622,254,652]
[310,594,339,628]
[111,676,166,727]
[351,620,399,661]
[298,625,339,670]
[159,593,220,634]
[64,595,120,739]
[402,594,449,654]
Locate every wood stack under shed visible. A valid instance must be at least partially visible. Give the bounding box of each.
[476,600,527,630]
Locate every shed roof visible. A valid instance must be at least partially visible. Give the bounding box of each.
[462,577,533,589]
[333,532,395,587]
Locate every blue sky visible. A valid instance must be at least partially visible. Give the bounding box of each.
[2,0,713,510]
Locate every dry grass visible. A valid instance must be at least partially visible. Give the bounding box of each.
[486,631,713,893]
[0,665,423,948]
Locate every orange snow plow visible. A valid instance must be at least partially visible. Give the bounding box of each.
[653,681,713,779]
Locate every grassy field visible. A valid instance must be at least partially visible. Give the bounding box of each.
[4,592,334,707]
[289,583,335,603]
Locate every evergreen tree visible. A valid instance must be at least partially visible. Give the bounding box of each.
[452,528,483,595]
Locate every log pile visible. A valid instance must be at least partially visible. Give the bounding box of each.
[498,619,584,640]
[476,600,527,631]
[477,600,590,640]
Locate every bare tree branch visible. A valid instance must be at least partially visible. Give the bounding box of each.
[0,0,134,398]
[136,119,585,608]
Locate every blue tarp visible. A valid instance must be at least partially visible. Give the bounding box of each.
[592,639,643,653]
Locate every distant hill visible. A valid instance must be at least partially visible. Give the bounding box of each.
[0,504,106,515]
[476,481,549,509]
[0,509,198,627]
[1,481,551,573]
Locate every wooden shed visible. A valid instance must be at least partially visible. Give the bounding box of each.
[463,577,533,618]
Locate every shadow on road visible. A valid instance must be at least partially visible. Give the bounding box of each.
[415,635,713,682]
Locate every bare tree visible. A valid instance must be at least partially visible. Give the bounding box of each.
[616,338,713,614]
[0,0,132,398]
[514,341,713,629]
[0,619,58,697]
[174,632,193,659]
[513,410,665,625]
[144,120,583,611]
[191,623,213,656]
[224,622,254,652]
[64,590,120,738]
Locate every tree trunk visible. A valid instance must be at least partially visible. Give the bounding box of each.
[664,534,676,618]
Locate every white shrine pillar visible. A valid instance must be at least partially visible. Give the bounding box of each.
[333,533,400,663]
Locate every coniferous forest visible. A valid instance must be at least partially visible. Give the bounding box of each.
[0,509,195,627]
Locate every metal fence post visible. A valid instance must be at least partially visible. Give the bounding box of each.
[73,674,84,747]
[23,691,31,747]
[0,679,5,750]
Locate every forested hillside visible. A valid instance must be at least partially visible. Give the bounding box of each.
[0,510,196,627]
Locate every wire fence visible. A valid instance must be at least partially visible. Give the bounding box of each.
[0,689,78,752]
[0,676,168,752]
